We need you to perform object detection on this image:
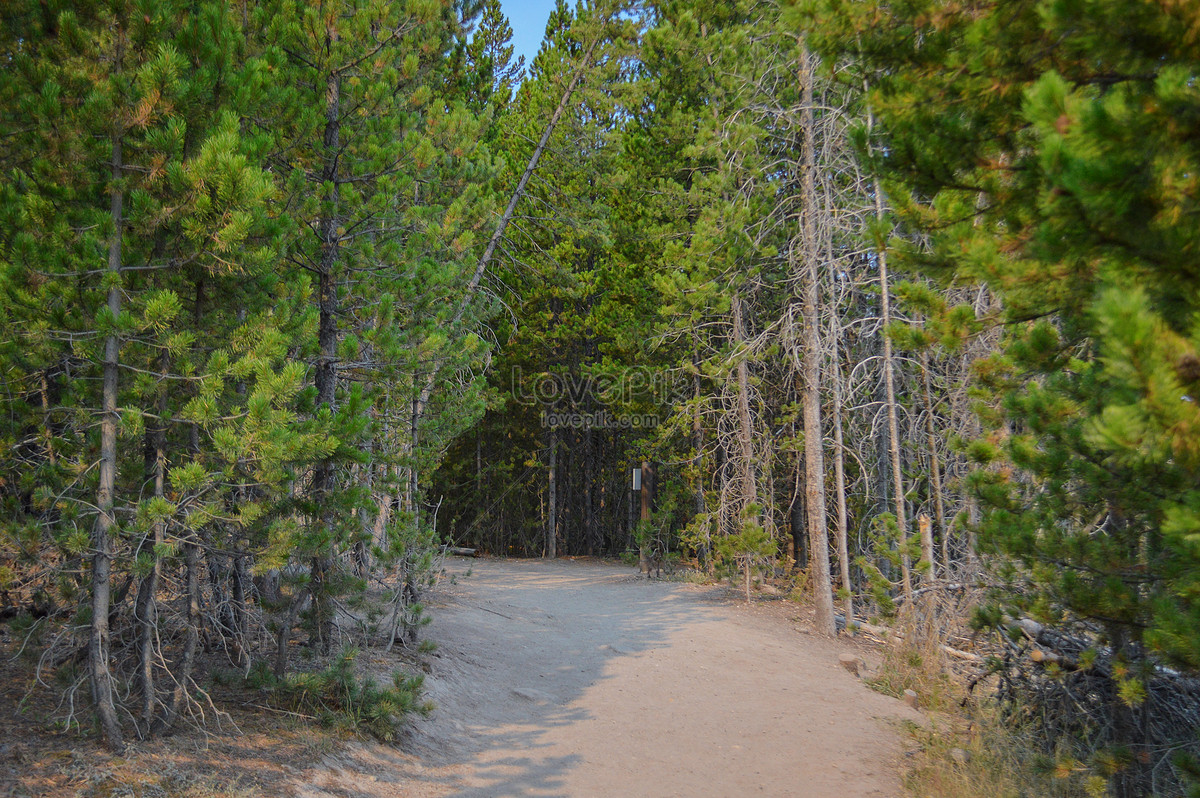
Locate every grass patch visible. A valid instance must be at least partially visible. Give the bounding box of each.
[866,610,958,713]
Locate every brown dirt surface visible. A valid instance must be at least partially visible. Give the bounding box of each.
[0,557,921,797]
[296,556,922,797]
[0,646,338,798]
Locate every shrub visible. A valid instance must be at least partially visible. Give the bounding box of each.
[248,648,430,742]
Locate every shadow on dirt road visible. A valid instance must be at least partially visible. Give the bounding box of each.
[293,557,919,798]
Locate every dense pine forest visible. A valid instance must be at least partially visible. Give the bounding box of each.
[2,0,1199,795]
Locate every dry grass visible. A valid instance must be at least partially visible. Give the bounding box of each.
[862,591,1106,798]
[0,635,362,798]
[900,706,1105,798]
[866,600,963,713]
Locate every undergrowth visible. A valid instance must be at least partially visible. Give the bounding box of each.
[867,617,957,713]
[247,647,431,742]
[901,708,1103,798]
[864,599,1106,797]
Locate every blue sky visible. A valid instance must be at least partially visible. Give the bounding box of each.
[498,0,559,72]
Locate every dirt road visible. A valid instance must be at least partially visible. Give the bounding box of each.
[293,557,920,798]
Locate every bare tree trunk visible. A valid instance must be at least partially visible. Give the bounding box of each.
[135,353,168,730]
[860,94,912,600]
[920,350,947,574]
[547,431,557,559]
[638,461,653,575]
[918,514,935,580]
[730,291,758,517]
[151,536,200,736]
[829,314,853,625]
[874,186,911,600]
[91,132,125,754]
[584,430,595,556]
[797,43,835,636]
[691,351,708,565]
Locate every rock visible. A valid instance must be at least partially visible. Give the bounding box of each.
[949,748,971,765]
[902,689,919,710]
[838,653,862,677]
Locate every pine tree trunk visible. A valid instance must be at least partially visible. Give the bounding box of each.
[730,291,758,517]
[798,43,835,635]
[638,461,652,575]
[547,431,557,559]
[874,177,911,600]
[413,31,604,426]
[353,435,374,577]
[829,313,854,625]
[918,514,935,577]
[409,396,420,528]
[232,553,250,674]
[91,133,125,754]
[920,350,948,574]
[151,536,200,736]
[790,451,807,568]
[311,31,342,655]
[691,351,708,566]
[39,371,56,467]
[584,430,595,556]
[135,353,168,730]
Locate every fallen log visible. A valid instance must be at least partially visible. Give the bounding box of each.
[847,620,979,662]
[1030,646,1077,670]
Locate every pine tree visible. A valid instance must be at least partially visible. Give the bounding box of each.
[463,0,525,118]
[431,0,644,558]
[807,0,1200,791]
[254,0,499,656]
[0,0,309,748]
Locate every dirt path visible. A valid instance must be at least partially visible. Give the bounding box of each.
[293,557,920,798]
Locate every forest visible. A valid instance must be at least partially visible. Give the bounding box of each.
[2,0,1199,795]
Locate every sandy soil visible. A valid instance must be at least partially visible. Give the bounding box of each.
[292,557,921,798]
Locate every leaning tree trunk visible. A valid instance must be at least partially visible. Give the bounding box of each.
[412,31,605,429]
